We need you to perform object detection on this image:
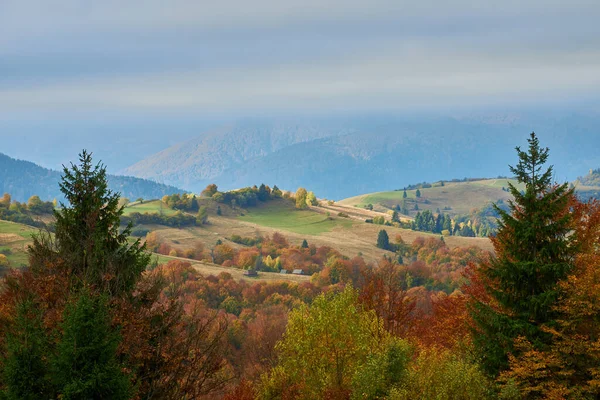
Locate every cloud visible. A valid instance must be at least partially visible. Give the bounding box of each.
[1,0,599,114]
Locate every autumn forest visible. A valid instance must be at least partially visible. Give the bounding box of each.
[0,133,599,400]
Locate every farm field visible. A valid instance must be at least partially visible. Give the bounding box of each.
[238,201,353,235]
[123,200,178,216]
[0,220,37,268]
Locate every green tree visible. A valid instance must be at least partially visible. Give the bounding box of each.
[392,210,400,223]
[415,189,421,198]
[403,189,407,199]
[197,206,208,225]
[1,298,51,400]
[301,239,309,249]
[29,150,149,295]
[377,229,391,250]
[216,205,222,216]
[295,188,308,209]
[306,191,318,206]
[257,184,269,202]
[259,286,394,399]
[50,290,130,399]
[469,133,576,376]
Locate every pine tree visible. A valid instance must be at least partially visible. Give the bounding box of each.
[469,132,576,375]
[1,298,51,400]
[403,189,407,199]
[392,211,400,223]
[377,229,390,250]
[50,290,131,399]
[29,150,150,295]
[301,239,309,249]
[416,189,421,198]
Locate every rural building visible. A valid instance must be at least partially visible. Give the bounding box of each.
[292,269,304,275]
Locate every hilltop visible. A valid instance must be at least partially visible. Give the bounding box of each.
[121,115,600,199]
[339,178,523,217]
[0,152,183,202]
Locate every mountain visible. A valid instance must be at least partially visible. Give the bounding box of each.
[122,114,600,199]
[0,153,183,202]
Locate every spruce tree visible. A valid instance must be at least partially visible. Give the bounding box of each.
[30,150,150,294]
[1,298,51,400]
[301,239,309,249]
[377,229,390,250]
[50,290,130,399]
[470,133,576,375]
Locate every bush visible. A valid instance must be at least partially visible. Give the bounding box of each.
[337,212,349,218]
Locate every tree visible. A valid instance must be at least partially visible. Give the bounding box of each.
[26,195,43,213]
[257,184,269,202]
[197,206,208,225]
[301,239,309,249]
[271,185,283,198]
[201,184,218,197]
[1,298,51,400]
[216,205,222,216]
[377,229,391,250]
[295,188,308,209]
[306,191,318,206]
[403,189,407,199]
[469,133,576,376]
[50,290,130,399]
[415,189,421,198]
[497,199,600,398]
[29,150,150,295]
[392,210,400,223]
[259,286,394,399]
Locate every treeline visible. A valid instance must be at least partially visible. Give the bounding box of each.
[0,193,54,228]
[203,183,285,208]
[120,211,199,228]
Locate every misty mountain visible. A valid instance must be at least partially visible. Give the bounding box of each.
[121,115,600,199]
[0,152,182,202]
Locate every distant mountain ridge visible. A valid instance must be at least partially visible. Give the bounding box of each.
[0,152,183,202]
[122,115,600,199]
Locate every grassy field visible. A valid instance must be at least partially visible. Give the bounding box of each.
[0,220,37,267]
[238,201,353,235]
[339,179,524,216]
[123,200,178,216]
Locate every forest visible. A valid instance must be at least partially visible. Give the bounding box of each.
[1,133,599,399]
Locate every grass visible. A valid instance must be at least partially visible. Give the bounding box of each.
[238,202,353,235]
[339,179,525,216]
[0,220,38,267]
[123,200,178,216]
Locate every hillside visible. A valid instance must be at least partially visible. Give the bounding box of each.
[340,179,524,217]
[0,152,183,202]
[121,115,600,199]
[133,198,493,267]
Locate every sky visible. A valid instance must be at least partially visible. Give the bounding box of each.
[1,0,599,169]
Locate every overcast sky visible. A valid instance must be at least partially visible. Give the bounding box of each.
[1,0,600,118]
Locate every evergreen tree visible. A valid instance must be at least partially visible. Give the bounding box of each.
[301,239,309,249]
[469,133,576,376]
[392,210,400,223]
[29,150,150,295]
[50,290,130,399]
[403,189,407,199]
[216,205,222,216]
[1,298,51,400]
[377,229,391,250]
[257,183,269,201]
[416,189,421,198]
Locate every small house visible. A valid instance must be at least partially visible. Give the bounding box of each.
[244,269,258,277]
[292,269,304,275]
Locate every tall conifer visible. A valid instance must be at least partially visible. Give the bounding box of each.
[470,133,576,375]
